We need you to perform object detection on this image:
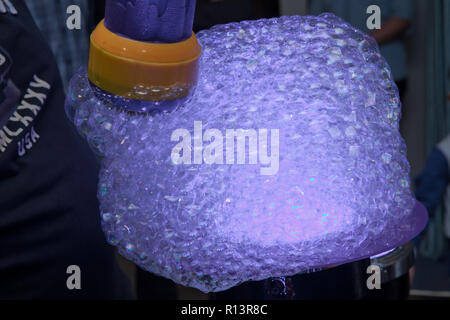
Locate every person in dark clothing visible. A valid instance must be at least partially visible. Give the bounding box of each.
[414,92,450,280]
[0,0,133,299]
[0,47,21,128]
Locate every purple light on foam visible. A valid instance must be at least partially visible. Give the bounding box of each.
[65,14,427,293]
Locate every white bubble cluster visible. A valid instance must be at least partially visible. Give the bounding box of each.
[65,14,418,292]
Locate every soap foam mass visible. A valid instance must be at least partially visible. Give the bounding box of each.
[66,14,416,292]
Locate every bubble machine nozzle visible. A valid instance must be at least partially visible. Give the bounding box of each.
[87,0,201,113]
[65,13,428,293]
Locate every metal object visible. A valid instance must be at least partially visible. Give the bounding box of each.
[264,277,295,300]
[370,241,415,284]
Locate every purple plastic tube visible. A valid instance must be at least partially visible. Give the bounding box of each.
[104,0,196,43]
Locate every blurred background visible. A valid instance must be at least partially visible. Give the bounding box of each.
[23,0,450,300]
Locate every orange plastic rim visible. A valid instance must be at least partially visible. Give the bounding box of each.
[88,20,201,101]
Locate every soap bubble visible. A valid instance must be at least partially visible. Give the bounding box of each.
[66,14,423,292]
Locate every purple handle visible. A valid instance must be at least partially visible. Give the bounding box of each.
[104,0,196,43]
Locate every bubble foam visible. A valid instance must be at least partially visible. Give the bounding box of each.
[66,14,418,292]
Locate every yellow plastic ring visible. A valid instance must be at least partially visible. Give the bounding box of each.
[88,20,202,101]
